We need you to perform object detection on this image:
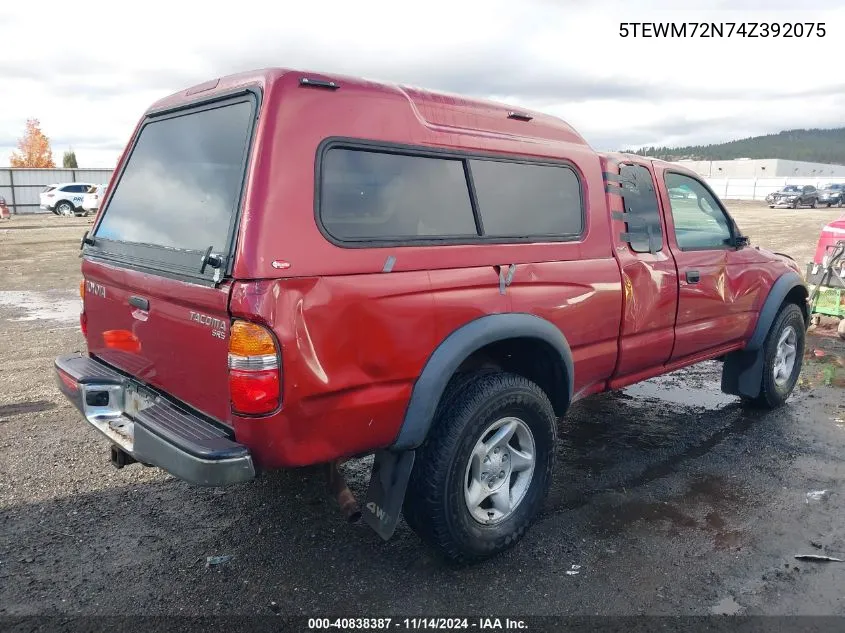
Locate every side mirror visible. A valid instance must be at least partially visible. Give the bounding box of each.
[734,235,750,249]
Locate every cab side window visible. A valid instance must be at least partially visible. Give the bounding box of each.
[664,173,733,250]
[618,164,663,253]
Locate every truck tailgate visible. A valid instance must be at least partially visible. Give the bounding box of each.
[83,259,233,424]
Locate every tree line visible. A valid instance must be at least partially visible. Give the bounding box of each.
[625,128,845,165]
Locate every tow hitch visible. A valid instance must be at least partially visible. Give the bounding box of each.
[110,445,137,469]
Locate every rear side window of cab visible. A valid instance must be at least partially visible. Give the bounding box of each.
[316,141,584,246]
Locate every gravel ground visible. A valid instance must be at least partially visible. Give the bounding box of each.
[0,206,844,618]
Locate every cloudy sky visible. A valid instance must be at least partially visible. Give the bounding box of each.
[2,0,843,167]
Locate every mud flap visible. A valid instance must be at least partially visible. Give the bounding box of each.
[362,450,415,541]
[721,349,763,399]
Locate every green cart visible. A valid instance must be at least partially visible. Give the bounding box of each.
[806,239,845,339]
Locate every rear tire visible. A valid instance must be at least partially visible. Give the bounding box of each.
[403,372,557,564]
[745,303,805,409]
[56,201,74,216]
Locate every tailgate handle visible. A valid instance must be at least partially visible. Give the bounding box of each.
[128,296,149,311]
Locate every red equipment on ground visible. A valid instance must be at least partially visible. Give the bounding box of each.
[813,215,845,264]
[806,214,845,339]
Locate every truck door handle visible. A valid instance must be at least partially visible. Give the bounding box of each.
[128,296,149,311]
[685,270,700,284]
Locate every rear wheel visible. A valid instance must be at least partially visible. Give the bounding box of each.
[403,372,557,564]
[745,303,805,409]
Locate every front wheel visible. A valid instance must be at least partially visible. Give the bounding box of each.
[746,303,805,408]
[403,372,557,564]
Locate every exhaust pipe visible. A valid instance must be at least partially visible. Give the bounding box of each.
[327,460,361,523]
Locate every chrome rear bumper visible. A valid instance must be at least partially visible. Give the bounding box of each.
[55,353,255,487]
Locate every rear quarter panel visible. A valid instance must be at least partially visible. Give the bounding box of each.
[228,274,437,467]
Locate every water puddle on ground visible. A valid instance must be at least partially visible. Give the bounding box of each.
[0,290,80,324]
[622,375,735,410]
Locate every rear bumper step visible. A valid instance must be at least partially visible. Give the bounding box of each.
[55,353,255,487]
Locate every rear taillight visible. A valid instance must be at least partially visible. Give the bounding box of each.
[228,320,280,416]
[79,280,87,336]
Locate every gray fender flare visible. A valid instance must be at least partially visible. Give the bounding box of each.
[721,271,807,398]
[362,313,574,541]
[391,312,574,451]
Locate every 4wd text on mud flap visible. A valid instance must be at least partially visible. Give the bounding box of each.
[366,501,390,523]
[189,311,227,339]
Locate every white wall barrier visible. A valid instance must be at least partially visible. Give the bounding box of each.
[0,168,114,214]
[704,177,845,202]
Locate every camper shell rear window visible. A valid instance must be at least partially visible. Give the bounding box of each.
[87,92,257,283]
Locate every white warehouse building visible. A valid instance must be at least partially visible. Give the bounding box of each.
[671,158,845,179]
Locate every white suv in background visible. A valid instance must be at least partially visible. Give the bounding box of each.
[40,183,96,216]
[81,184,108,215]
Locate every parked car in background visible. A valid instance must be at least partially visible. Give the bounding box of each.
[817,183,845,207]
[40,183,96,216]
[82,184,108,215]
[766,185,819,209]
[668,184,695,199]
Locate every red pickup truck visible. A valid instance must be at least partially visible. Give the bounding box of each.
[55,68,809,563]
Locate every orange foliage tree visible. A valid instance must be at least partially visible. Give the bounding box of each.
[9,119,56,168]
